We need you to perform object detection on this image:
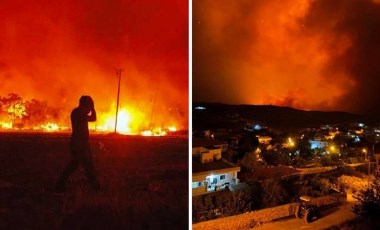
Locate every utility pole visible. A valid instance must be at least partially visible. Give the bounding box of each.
[115,68,124,133]
[149,83,159,130]
[370,144,374,176]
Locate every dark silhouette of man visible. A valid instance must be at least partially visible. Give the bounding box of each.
[56,95,100,192]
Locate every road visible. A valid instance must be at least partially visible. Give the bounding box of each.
[254,203,356,230]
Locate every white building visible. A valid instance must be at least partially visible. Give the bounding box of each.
[309,140,328,149]
[192,144,240,196]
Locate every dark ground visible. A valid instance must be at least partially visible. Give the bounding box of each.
[0,132,189,230]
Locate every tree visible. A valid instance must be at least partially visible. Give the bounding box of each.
[192,188,253,223]
[353,167,380,227]
[333,134,349,147]
[0,93,25,128]
[261,149,279,166]
[238,133,259,153]
[24,99,49,126]
[320,153,341,166]
[0,96,5,118]
[259,178,290,208]
[240,150,262,170]
[298,138,313,160]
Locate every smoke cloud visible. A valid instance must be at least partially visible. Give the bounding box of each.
[0,0,188,128]
[193,0,380,115]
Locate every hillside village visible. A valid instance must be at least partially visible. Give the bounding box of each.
[192,104,380,226]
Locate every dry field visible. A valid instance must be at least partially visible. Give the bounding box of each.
[0,132,188,230]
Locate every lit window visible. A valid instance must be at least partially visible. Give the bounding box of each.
[192,181,206,188]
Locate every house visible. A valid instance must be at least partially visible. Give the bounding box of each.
[192,144,240,196]
[309,140,328,149]
[193,138,229,153]
[192,159,240,196]
[257,136,272,144]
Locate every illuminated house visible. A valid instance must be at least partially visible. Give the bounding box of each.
[192,142,240,196]
[309,140,328,149]
[257,136,272,144]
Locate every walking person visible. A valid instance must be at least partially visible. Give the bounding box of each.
[56,95,100,192]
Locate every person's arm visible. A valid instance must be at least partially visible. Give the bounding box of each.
[87,102,97,122]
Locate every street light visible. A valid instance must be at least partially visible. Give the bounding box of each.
[362,148,367,160]
[362,147,370,176]
[288,137,295,147]
[327,145,337,154]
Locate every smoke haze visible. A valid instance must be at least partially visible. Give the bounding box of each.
[0,0,188,128]
[193,0,380,115]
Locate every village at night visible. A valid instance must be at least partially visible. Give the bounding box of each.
[192,103,380,229]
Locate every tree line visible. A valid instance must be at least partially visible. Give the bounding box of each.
[0,93,61,129]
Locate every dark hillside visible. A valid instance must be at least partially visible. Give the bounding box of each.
[193,103,364,131]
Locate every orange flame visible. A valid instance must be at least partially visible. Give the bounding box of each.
[92,105,178,136]
[0,122,12,129]
[0,98,181,136]
[95,108,133,134]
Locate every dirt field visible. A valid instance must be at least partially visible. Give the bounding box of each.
[0,132,189,230]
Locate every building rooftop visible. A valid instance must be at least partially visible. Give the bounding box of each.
[192,138,227,148]
[192,155,240,174]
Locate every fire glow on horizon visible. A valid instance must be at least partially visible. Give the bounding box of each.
[93,106,179,136]
[0,0,188,132]
[193,0,380,115]
[0,98,181,136]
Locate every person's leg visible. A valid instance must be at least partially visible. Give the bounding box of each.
[81,150,100,191]
[55,157,80,192]
[55,141,80,192]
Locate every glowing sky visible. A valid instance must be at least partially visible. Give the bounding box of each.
[0,0,188,128]
[193,0,380,115]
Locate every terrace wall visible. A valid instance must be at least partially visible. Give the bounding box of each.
[192,194,346,230]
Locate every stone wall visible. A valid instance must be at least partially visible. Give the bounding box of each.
[192,194,346,230]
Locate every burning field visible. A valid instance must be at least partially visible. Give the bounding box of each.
[0,132,188,229]
[0,1,188,228]
[0,93,185,136]
[0,0,188,135]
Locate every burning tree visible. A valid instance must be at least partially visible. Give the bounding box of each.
[0,93,181,134]
[0,93,26,128]
[0,94,62,130]
[24,99,48,124]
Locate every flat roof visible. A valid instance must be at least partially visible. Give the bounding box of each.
[192,156,240,174]
[192,138,227,148]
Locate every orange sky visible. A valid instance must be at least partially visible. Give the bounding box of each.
[193,0,380,115]
[0,0,188,128]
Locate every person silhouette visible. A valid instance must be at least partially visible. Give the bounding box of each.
[56,95,100,192]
